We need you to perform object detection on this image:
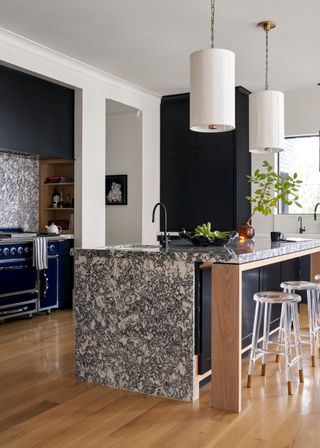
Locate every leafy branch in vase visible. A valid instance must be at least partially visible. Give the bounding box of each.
[246,160,303,223]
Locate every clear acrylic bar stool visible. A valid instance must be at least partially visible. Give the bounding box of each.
[314,275,320,349]
[247,291,303,395]
[279,281,320,367]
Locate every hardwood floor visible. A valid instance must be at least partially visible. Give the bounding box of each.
[1,305,320,447]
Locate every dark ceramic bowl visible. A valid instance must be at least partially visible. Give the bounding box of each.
[178,229,238,247]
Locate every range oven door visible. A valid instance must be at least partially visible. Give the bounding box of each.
[38,255,59,312]
[0,257,38,320]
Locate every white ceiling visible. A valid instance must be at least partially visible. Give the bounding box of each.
[0,0,319,96]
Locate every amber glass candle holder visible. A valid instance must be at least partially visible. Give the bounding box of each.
[238,222,255,240]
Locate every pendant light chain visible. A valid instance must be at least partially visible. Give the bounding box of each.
[211,0,215,49]
[265,28,269,91]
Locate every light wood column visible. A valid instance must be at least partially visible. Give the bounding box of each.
[211,263,242,413]
[311,251,320,280]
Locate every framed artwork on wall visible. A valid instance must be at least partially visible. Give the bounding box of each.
[105,175,128,205]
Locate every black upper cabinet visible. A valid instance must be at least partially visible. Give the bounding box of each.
[196,146,234,230]
[0,64,74,159]
[160,87,251,232]
[161,147,197,231]
[161,93,197,150]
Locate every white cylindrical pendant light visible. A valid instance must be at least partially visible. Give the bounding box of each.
[190,48,235,133]
[249,90,284,153]
[249,21,285,153]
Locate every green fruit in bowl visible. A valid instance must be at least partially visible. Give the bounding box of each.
[193,223,231,240]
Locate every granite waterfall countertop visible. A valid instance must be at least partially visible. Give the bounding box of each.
[71,236,320,265]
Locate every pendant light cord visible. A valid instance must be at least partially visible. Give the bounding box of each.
[211,0,215,49]
[265,27,269,90]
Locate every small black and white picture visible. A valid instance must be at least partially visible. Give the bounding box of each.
[105,175,127,205]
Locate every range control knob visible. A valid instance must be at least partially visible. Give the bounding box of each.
[24,247,30,254]
[10,247,17,255]
[17,247,23,255]
[49,245,55,253]
[3,248,9,256]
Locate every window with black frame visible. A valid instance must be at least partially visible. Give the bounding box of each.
[278,135,320,214]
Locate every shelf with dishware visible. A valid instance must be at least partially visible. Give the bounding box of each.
[44,182,74,186]
[39,158,74,235]
[44,208,75,211]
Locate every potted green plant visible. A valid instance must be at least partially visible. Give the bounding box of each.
[239,160,303,239]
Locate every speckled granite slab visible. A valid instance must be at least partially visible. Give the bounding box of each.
[74,252,195,401]
[0,153,39,232]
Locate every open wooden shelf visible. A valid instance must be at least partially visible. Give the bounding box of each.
[44,182,74,186]
[44,208,74,211]
[39,159,74,234]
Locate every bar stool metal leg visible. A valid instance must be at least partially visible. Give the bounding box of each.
[276,306,284,362]
[248,300,263,388]
[292,302,304,383]
[307,289,316,367]
[284,303,293,394]
[315,288,320,357]
[262,302,272,375]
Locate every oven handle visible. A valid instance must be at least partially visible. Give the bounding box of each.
[43,272,49,297]
[0,306,28,316]
[0,288,38,299]
[0,264,28,271]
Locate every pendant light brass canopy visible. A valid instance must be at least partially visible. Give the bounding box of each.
[190,0,235,133]
[249,21,285,153]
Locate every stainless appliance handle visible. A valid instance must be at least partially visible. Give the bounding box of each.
[44,272,49,297]
[0,264,28,271]
[0,288,38,299]
[0,306,28,315]
[0,299,38,310]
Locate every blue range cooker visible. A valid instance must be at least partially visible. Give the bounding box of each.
[0,229,62,321]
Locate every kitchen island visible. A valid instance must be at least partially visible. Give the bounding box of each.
[72,237,320,412]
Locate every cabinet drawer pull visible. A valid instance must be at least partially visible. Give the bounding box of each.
[0,306,28,315]
[0,265,28,271]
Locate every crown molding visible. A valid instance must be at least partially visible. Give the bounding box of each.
[0,28,161,104]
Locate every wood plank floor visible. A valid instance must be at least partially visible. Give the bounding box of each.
[1,305,320,447]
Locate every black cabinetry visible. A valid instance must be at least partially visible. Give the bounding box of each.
[198,255,310,375]
[160,87,251,232]
[0,64,74,159]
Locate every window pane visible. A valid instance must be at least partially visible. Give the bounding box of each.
[278,135,319,214]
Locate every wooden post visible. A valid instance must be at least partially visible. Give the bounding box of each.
[211,264,242,413]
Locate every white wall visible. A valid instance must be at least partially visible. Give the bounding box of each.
[251,87,320,236]
[106,108,143,245]
[285,87,320,137]
[0,28,160,248]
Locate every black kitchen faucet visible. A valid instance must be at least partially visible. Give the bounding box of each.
[152,202,170,249]
[314,202,320,220]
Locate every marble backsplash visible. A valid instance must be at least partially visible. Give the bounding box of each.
[0,152,39,232]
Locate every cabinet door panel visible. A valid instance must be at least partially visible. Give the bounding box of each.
[39,256,59,310]
[161,95,197,150]
[260,263,281,332]
[242,268,259,350]
[196,129,234,148]
[161,148,197,231]
[196,147,234,230]
[198,267,212,374]
[298,255,311,303]
[0,65,74,159]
